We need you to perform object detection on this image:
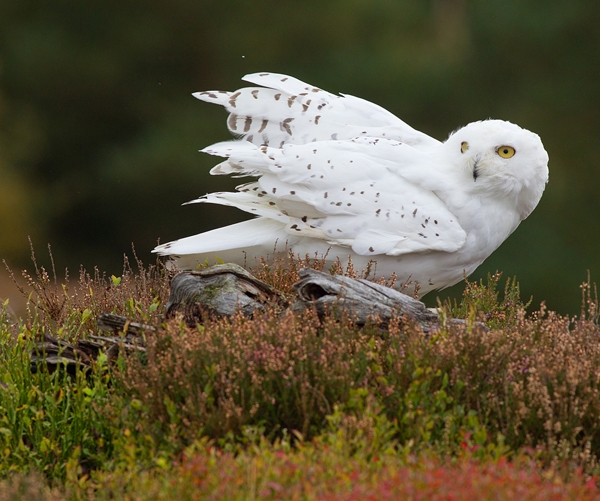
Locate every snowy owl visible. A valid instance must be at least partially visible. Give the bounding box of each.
[153,72,549,297]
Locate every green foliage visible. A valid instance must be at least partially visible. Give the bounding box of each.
[447,272,531,330]
[397,365,485,455]
[0,328,114,479]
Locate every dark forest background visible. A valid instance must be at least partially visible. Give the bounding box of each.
[0,0,598,314]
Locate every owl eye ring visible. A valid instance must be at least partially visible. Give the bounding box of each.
[497,146,516,158]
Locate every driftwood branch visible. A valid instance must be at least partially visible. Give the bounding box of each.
[30,331,145,373]
[292,268,440,331]
[97,313,156,335]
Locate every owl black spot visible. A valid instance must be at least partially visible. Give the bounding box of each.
[369,247,375,252]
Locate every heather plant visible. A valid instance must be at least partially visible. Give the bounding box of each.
[118,309,387,443]
[5,245,170,340]
[250,250,400,295]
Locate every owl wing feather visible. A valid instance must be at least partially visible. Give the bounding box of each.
[189,135,467,257]
[194,72,440,151]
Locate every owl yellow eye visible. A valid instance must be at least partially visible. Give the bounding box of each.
[461,141,469,153]
[497,146,515,158]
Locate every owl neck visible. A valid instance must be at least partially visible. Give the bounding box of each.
[440,186,523,252]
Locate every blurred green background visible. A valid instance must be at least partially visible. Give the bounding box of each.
[0,0,598,315]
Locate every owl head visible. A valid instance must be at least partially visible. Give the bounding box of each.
[444,119,549,219]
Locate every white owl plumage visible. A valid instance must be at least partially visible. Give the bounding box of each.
[153,72,549,297]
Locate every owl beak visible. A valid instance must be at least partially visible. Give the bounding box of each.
[472,154,482,182]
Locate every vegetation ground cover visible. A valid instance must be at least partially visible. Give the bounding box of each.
[0,251,599,499]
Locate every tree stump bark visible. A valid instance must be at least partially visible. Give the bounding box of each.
[165,263,279,324]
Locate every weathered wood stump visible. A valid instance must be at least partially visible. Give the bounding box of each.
[165,263,279,323]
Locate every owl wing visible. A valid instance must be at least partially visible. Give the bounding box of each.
[191,136,467,257]
[194,72,440,153]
